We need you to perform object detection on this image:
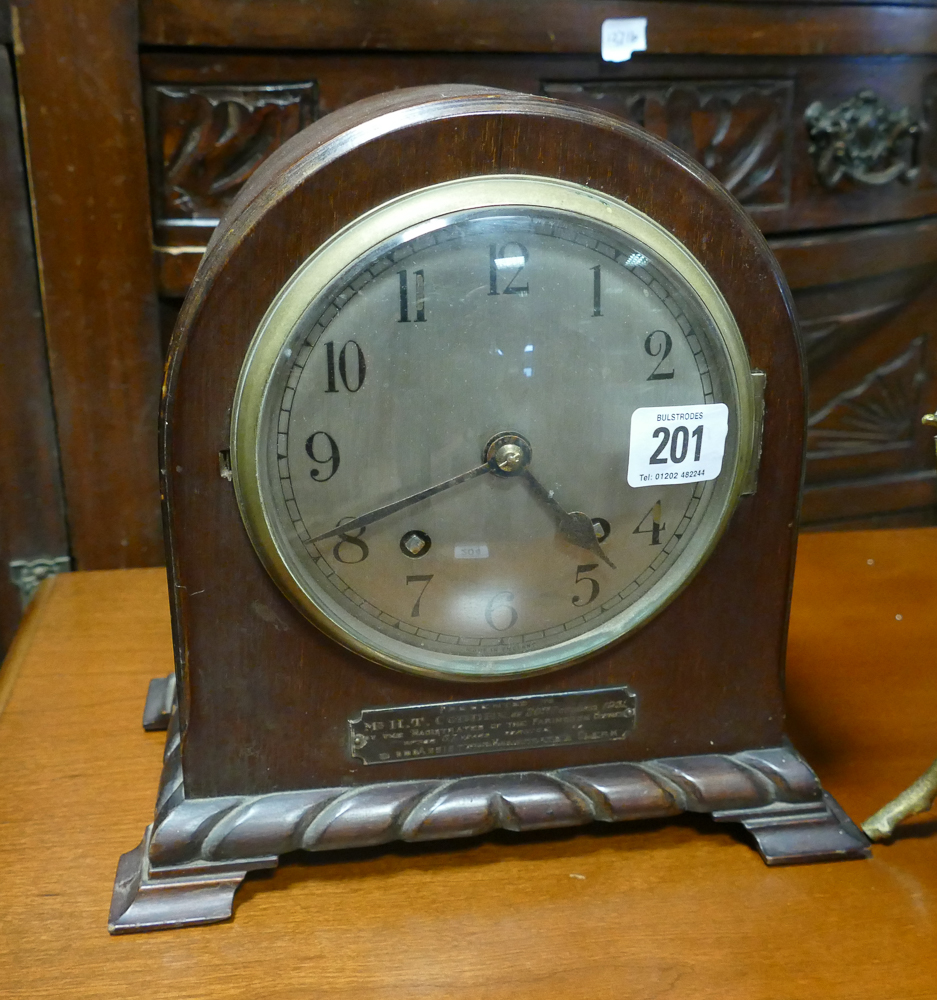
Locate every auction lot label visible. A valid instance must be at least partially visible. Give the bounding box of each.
[628,404,728,488]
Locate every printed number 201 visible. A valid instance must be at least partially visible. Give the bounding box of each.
[649,425,704,465]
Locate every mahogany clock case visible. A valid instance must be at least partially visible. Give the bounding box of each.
[163,85,803,800]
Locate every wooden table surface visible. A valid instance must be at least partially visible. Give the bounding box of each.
[2,528,935,999]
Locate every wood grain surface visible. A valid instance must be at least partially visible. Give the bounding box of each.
[1,528,936,998]
[12,0,163,570]
[0,44,68,652]
[140,0,937,56]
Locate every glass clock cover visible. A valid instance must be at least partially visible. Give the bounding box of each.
[232,176,755,678]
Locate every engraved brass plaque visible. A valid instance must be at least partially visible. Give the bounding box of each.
[349,686,637,764]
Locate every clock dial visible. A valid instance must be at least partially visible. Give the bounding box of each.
[233,178,754,678]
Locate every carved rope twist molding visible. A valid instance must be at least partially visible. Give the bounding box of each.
[148,711,820,870]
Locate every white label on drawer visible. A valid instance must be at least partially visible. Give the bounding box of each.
[627,404,729,487]
[454,544,489,559]
[601,18,648,63]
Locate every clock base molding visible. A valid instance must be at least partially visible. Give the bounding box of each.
[108,683,871,934]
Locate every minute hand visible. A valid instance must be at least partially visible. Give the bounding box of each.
[310,462,492,543]
[521,469,616,569]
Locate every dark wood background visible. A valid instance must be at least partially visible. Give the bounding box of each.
[4,0,937,653]
[0,14,69,650]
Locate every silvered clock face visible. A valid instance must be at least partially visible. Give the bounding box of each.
[233,177,754,678]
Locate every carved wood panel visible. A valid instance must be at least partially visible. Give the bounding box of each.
[147,82,317,242]
[807,337,928,461]
[543,80,793,209]
[792,265,936,370]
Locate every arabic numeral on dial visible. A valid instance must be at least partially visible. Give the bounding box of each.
[591,265,602,317]
[332,519,369,564]
[324,340,366,393]
[489,243,529,296]
[572,564,600,606]
[484,590,518,631]
[645,330,674,380]
[405,574,434,617]
[633,501,665,546]
[305,430,340,481]
[398,269,425,322]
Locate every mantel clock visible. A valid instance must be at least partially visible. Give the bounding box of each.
[109,85,870,933]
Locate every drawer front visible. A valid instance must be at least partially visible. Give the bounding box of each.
[142,51,937,527]
[144,52,937,286]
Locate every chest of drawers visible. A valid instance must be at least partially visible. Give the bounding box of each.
[4,1,937,651]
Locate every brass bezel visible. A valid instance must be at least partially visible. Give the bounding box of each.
[231,175,756,680]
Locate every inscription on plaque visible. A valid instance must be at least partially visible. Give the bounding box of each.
[349,686,637,764]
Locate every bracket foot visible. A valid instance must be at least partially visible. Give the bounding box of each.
[714,791,871,864]
[108,827,277,934]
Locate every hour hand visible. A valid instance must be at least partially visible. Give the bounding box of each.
[520,469,616,569]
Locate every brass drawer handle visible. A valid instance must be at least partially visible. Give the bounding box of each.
[805,89,919,189]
